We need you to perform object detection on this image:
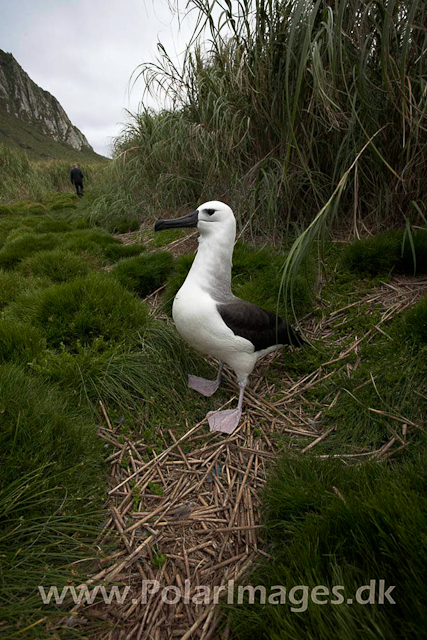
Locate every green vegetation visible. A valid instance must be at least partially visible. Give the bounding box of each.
[0,363,106,637]
[0,269,50,309]
[0,109,107,162]
[1,1,426,636]
[60,229,143,263]
[401,294,427,345]
[227,279,427,639]
[0,196,207,637]
[0,320,44,363]
[227,454,427,639]
[5,272,149,349]
[0,231,62,269]
[0,142,107,204]
[112,251,174,297]
[88,0,426,238]
[342,228,427,277]
[19,248,92,282]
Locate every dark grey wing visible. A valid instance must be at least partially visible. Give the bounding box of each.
[217,299,304,352]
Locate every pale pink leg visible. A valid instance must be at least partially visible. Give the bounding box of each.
[208,381,246,434]
[188,362,223,397]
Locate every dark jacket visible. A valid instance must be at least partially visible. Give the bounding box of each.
[70,167,84,184]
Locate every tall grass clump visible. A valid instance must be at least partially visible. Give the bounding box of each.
[0,232,61,269]
[61,229,144,263]
[32,323,205,421]
[342,227,427,276]
[90,0,426,237]
[4,272,149,349]
[0,320,44,363]
[19,248,92,282]
[227,454,427,639]
[111,251,174,297]
[0,468,106,639]
[0,363,106,638]
[0,270,50,309]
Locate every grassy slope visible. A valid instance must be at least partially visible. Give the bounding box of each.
[0,110,108,162]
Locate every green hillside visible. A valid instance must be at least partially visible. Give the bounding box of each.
[0,110,108,162]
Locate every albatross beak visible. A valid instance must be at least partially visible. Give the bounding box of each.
[154,210,199,232]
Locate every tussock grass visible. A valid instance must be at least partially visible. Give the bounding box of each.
[227,454,427,639]
[0,215,42,246]
[33,217,73,234]
[0,232,61,269]
[0,269,50,310]
[49,199,77,211]
[61,229,144,263]
[0,361,106,637]
[0,362,103,486]
[401,294,427,345]
[111,251,174,297]
[342,228,427,277]
[19,248,92,282]
[5,272,149,350]
[0,142,107,203]
[32,323,205,422]
[90,0,426,239]
[21,202,47,215]
[0,320,44,363]
[0,467,106,639]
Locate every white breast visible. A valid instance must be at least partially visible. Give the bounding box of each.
[172,282,257,381]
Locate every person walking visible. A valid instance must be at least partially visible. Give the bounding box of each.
[70,164,84,197]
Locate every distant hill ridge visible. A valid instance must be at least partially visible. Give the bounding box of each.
[0,50,106,161]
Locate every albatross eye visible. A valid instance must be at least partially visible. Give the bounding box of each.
[204,208,216,216]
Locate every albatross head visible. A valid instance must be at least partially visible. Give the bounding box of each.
[154,201,235,234]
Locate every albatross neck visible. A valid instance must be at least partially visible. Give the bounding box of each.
[187,220,236,300]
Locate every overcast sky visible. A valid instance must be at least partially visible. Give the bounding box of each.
[0,0,199,156]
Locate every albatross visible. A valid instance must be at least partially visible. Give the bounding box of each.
[154,201,304,434]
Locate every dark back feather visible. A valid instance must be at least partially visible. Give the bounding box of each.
[218,299,305,352]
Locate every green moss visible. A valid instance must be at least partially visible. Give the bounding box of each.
[112,251,174,297]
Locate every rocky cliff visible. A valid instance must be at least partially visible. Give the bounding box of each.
[0,50,92,151]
